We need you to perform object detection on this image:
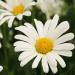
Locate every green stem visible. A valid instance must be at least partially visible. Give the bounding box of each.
[31,7,35,26]
[41,66,45,75]
[2,23,9,65]
[2,23,14,75]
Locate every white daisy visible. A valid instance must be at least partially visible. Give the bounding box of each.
[14,14,74,74]
[0,0,36,28]
[0,65,3,72]
[36,0,65,19]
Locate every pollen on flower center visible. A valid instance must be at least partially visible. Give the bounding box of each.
[35,38,53,54]
[12,5,25,16]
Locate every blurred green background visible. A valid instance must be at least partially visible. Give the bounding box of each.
[0,0,75,75]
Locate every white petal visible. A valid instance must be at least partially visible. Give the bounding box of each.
[54,21,70,39]
[6,0,23,8]
[15,26,36,41]
[0,33,3,38]
[55,51,72,57]
[0,16,11,26]
[46,15,59,40]
[14,46,34,52]
[25,1,36,9]
[44,19,51,35]
[5,0,14,7]
[42,56,49,73]
[0,43,2,48]
[14,41,35,52]
[0,1,11,11]
[54,43,75,51]
[48,64,58,74]
[28,2,36,6]
[54,53,66,68]
[20,54,36,67]
[47,53,57,67]
[19,51,34,61]
[24,23,39,39]
[0,12,12,20]
[15,34,33,44]
[23,11,31,16]
[14,41,33,48]
[34,19,44,37]
[17,14,23,20]
[0,9,10,13]
[14,41,33,49]
[0,66,3,72]
[8,16,15,28]
[55,33,74,45]
[48,14,59,32]
[32,55,42,68]
[47,54,58,74]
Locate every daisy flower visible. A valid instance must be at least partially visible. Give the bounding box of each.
[0,0,35,28]
[0,66,3,72]
[14,15,74,73]
[36,0,65,19]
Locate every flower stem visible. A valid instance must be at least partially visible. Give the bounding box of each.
[2,23,14,75]
[41,66,45,75]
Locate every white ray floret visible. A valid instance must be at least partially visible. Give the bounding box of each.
[14,14,75,74]
[0,0,36,28]
[0,65,3,72]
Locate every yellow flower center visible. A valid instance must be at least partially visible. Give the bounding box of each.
[12,5,25,16]
[35,38,53,54]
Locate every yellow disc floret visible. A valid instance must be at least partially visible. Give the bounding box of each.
[12,5,25,16]
[35,38,53,54]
